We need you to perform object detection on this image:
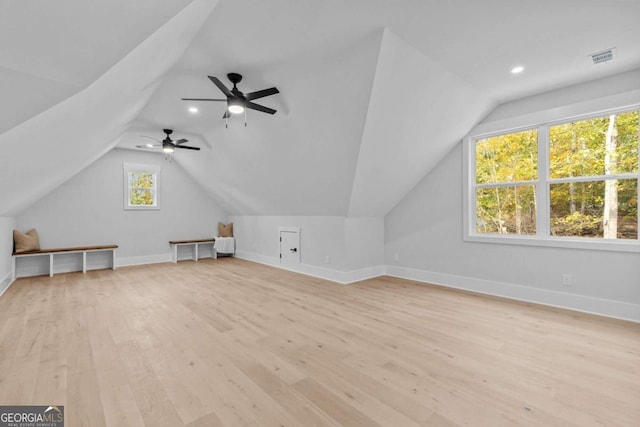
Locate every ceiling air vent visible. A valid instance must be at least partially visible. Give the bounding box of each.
[590,48,615,64]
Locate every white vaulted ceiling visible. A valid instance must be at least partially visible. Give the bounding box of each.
[2,0,640,216]
[0,0,194,135]
[0,0,219,216]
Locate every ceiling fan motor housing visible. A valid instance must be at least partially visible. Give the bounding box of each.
[227,73,243,85]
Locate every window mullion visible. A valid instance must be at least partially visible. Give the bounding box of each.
[467,137,477,236]
[637,111,640,243]
[475,180,539,189]
[537,124,550,237]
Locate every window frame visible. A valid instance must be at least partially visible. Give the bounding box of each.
[123,163,160,210]
[464,105,640,253]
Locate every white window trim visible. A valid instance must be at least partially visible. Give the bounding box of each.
[463,100,640,253]
[123,163,160,210]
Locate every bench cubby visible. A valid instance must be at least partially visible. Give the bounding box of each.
[169,239,217,262]
[12,245,118,278]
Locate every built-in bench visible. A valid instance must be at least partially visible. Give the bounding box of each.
[169,239,216,263]
[12,245,118,278]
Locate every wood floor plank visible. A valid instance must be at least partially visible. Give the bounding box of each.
[242,363,339,427]
[0,257,638,426]
[128,372,184,427]
[292,377,383,427]
[99,384,146,427]
[184,410,226,427]
[66,368,107,427]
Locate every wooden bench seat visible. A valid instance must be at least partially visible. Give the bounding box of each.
[12,244,118,255]
[13,245,118,277]
[169,239,216,263]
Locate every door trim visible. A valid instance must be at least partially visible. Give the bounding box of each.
[279,227,301,264]
[278,226,301,233]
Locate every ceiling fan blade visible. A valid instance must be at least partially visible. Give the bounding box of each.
[175,138,189,144]
[181,98,227,101]
[175,145,200,150]
[208,76,233,97]
[246,102,277,115]
[223,110,231,119]
[246,87,279,101]
[136,144,161,149]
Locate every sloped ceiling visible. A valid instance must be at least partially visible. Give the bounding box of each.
[0,0,218,216]
[347,29,493,217]
[130,30,384,215]
[0,0,196,135]
[3,0,640,217]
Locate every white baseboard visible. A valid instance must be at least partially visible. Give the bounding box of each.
[385,265,640,323]
[235,250,346,283]
[5,248,636,322]
[233,252,639,322]
[0,271,15,298]
[341,265,387,284]
[234,250,385,285]
[116,253,172,268]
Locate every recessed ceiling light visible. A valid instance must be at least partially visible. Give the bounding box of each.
[188,106,199,114]
[511,65,525,74]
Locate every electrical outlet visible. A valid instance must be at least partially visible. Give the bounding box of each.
[562,274,572,286]
[394,253,399,261]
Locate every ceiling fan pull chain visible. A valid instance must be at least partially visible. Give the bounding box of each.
[245,108,247,127]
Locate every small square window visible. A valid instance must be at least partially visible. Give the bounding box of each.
[123,163,160,210]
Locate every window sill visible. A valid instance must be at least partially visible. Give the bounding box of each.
[124,206,160,211]
[465,234,640,253]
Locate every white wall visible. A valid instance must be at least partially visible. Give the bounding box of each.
[231,215,385,283]
[16,148,228,266]
[232,215,346,268]
[345,217,384,271]
[0,216,16,294]
[385,73,640,321]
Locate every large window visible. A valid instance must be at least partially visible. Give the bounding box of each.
[123,163,160,210]
[467,108,639,251]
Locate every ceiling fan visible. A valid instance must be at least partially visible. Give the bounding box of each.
[136,129,200,156]
[182,73,279,124]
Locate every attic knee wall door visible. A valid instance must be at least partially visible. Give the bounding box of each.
[279,227,300,265]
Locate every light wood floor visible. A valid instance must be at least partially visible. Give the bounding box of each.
[1,258,638,426]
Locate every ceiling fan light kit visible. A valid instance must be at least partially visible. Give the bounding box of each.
[182,72,279,127]
[227,98,245,115]
[162,142,175,153]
